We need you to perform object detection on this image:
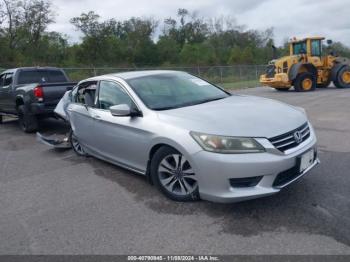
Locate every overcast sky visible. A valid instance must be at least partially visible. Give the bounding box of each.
[48,0,350,46]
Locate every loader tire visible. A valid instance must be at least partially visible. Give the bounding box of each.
[294,72,316,92]
[334,66,350,88]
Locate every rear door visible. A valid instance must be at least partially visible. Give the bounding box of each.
[67,82,96,151]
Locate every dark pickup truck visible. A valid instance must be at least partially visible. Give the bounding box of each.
[0,67,77,132]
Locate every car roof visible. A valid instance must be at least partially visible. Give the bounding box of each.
[85,70,187,82]
[109,70,186,80]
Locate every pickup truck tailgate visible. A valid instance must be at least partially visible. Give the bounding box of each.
[41,82,76,105]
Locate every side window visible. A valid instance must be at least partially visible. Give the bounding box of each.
[0,74,5,87]
[311,40,321,56]
[98,81,134,110]
[4,73,13,87]
[293,42,307,55]
[74,82,97,107]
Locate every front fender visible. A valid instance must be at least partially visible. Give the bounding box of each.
[148,135,202,159]
[288,63,317,82]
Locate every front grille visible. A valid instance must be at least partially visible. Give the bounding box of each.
[269,123,310,152]
[273,150,317,188]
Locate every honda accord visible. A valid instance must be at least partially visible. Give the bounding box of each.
[54,70,319,203]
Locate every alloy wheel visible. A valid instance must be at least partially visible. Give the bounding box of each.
[71,133,86,155]
[157,154,197,196]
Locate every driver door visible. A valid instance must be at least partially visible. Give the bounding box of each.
[88,80,150,173]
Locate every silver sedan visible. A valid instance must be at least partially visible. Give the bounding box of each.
[54,70,319,203]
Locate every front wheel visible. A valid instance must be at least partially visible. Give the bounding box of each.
[334,66,350,88]
[294,72,316,92]
[150,146,199,202]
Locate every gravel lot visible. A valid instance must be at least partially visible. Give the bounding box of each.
[0,86,350,255]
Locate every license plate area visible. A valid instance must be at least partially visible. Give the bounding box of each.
[299,149,315,173]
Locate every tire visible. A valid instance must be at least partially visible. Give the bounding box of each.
[0,115,3,124]
[334,66,350,88]
[317,78,331,88]
[69,130,88,156]
[275,88,290,91]
[150,146,199,202]
[294,72,316,92]
[17,105,38,133]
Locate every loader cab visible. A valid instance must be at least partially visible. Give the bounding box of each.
[290,37,324,57]
[291,41,307,55]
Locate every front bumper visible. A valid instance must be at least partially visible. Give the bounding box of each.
[189,128,318,203]
[260,73,291,88]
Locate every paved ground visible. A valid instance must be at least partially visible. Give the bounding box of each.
[0,86,350,255]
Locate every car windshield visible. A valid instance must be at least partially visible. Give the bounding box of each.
[127,72,230,110]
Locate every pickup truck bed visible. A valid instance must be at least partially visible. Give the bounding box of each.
[0,67,77,132]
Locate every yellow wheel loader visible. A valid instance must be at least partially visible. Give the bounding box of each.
[260,37,350,92]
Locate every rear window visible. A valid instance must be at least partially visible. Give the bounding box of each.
[17,70,67,84]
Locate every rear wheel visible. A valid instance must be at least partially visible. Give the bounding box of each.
[70,131,87,156]
[150,146,199,202]
[294,72,316,92]
[334,66,350,88]
[0,115,3,124]
[17,105,38,133]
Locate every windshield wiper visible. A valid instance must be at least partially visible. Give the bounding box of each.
[153,97,227,111]
[153,105,182,111]
[184,96,227,107]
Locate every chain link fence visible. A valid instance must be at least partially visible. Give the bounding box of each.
[63,65,267,89]
[0,65,267,89]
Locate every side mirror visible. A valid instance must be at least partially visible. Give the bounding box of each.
[327,39,333,45]
[110,104,132,117]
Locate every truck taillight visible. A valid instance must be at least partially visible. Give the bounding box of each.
[34,86,43,101]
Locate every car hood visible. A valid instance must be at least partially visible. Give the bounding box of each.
[157,95,308,138]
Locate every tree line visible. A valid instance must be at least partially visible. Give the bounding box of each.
[0,0,349,68]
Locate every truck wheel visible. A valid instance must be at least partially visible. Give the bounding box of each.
[17,105,38,133]
[334,66,350,88]
[294,72,316,92]
[275,88,290,91]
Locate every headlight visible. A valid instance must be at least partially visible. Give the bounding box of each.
[190,132,265,154]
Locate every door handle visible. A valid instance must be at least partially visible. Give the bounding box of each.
[93,115,101,120]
